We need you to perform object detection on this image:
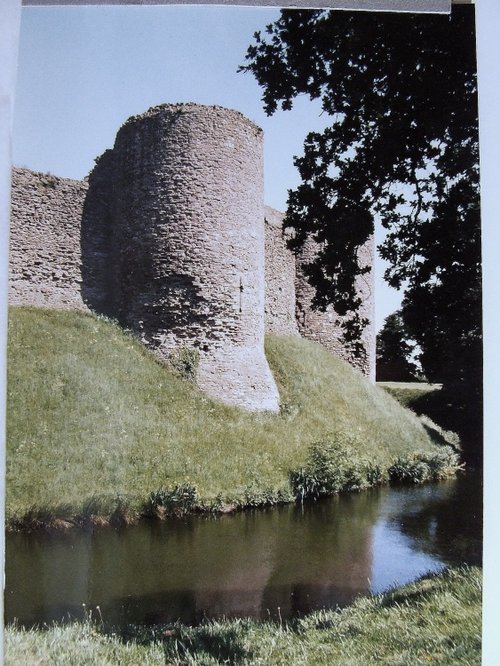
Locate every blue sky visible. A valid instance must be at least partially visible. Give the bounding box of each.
[13,5,403,330]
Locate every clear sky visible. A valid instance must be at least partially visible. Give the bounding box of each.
[13,5,403,330]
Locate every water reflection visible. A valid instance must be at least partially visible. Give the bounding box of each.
[5,474,481,628]
[388,473,482,567]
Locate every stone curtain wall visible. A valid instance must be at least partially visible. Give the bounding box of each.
[295,235,376,380]
[264,206,298,336]
[264,205,375,380]
[86,104,280,412]
[9,168,88,311]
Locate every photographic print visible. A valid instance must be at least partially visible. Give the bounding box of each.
[4,2,482,664]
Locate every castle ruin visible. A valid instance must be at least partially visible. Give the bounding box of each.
[9,103,375,411]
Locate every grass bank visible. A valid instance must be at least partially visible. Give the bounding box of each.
[4,566,481,665]
[7,307,457,529]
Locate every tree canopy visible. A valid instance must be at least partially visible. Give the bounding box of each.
[241,7,482,461]
[376,311,420,383]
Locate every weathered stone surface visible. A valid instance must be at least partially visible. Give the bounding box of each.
[9,168,88,311]
[80,149,116,316]
[264,206,298,337]
[8,102,376,413]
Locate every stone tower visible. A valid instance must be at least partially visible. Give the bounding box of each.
[83,103,280,412]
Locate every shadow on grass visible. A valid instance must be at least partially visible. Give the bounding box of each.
[411,391,452,431]
[378,576,441,609]
[165,625,252,665]
[102,622,253,665]
[420,421,457,449]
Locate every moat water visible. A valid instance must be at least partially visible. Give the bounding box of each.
[5,473,481,629]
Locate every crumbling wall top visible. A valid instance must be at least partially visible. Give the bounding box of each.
[119,103,263,136]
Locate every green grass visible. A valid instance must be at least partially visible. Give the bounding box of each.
[4,566,482,665]
[7,307,451,527]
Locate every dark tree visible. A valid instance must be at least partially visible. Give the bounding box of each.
[376,311,420,382]
[241,7,482,463]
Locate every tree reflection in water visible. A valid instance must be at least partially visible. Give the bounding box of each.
[387,473,482,567]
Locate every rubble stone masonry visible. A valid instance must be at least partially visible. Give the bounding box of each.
[264,206,298,337]
[9,168,88,311]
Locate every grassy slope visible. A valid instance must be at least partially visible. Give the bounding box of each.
[4,567,482,665]
[7,307,443,521]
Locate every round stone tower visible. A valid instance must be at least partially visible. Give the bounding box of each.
[107,103,279,411]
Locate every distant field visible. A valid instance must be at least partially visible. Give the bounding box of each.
[377,381,442,391]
